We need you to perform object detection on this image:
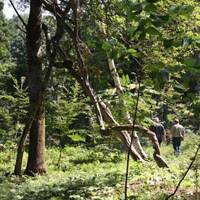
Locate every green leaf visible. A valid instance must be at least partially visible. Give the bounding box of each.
[192,40,200,48]
[145,26,161,36]
[173,83,187,93]
[139,31,146,40]
[151,14,170,26]
[127,49,139,57]
[172,39,183,47]
[144,3,157,12]
[68,134,85,142]
[183,38,192,47]
[137,18,152,32]
[163,38,183,48]
[184,58,196,67]
[127,25,138,36]
[144,88,160,95]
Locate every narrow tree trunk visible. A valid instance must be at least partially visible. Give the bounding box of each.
[25,0,46,175]
[14,117,35,175]
[107,58,147,159]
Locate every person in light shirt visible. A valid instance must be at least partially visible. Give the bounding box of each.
[170,119,185,156]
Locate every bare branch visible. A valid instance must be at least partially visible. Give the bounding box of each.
[9,0,27,28]
[124,78,141,200]
[43,0,74,38]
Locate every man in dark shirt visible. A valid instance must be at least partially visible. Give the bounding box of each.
[150,117,166,146]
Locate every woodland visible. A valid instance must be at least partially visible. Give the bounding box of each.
[0,0,200,199]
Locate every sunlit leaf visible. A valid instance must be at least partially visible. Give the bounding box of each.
[127,49,139,57]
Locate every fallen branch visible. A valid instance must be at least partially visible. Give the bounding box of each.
[108,124,169,168]
[46,0,168,169]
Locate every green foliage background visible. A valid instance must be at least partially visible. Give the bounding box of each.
[0,0,199,199]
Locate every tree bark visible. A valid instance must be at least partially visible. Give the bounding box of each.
[14,106,40,175]
[25,0,46,175]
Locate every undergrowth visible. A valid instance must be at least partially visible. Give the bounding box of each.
[0,134,199,200]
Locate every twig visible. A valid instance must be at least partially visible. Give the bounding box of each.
[8,0,27,28]
[124,77,142,200]
[165,144,200,200]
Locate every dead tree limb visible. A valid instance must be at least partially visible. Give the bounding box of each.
[106,58,147,159]
[99,16,147,159]
[45,1,168,167]
[57,47,144,161]
[108,125,169,168]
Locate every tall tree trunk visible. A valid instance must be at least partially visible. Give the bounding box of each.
[25,0,46,175]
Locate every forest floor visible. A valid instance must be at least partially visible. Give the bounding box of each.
[0,134,199,200]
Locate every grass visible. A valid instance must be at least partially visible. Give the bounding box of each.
[0,134,199,200]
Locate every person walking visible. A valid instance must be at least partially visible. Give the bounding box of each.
[170,119,185,156]
[150,117,166,146]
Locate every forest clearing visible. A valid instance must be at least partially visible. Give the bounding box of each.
[0,0,200,199]
[0,135,199,199]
